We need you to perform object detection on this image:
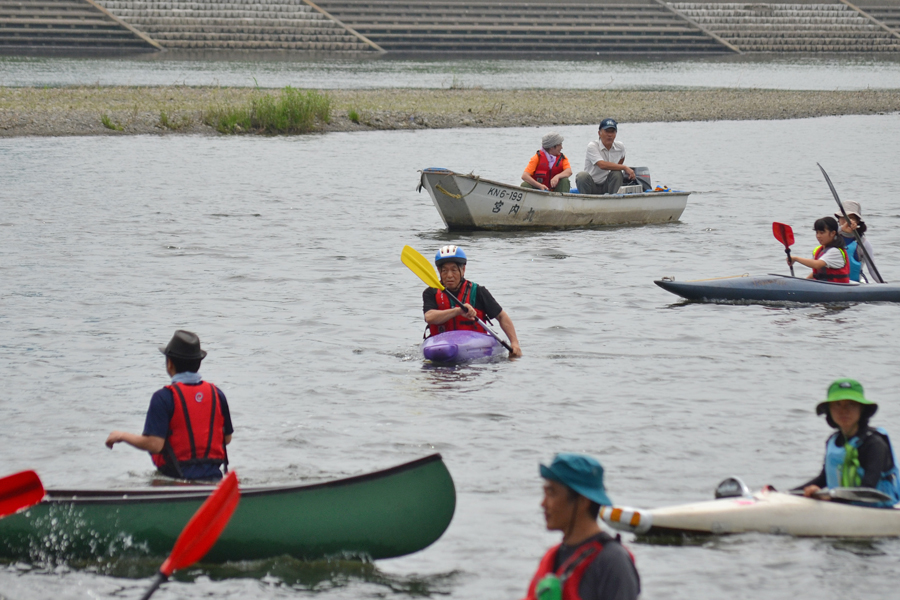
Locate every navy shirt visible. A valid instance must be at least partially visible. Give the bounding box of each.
[143,383,234,480]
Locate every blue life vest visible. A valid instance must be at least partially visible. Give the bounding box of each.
[825,427,900,507]
[845,240,862,282]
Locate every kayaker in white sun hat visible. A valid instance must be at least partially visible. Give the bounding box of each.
[797,378,900,508]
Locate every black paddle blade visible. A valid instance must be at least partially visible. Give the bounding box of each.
[772,222,794,247]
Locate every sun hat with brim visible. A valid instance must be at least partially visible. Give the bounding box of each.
[834,200,862,221]
[816,378,877,417]
[540,453,612,506]
[159,329,207,360]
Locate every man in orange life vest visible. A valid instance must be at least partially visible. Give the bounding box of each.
[105,330,233,481]
[522,132,572,193]
[423,245,523,357]
[523,454,640,600]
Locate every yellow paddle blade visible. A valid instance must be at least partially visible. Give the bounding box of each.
[401,245,445,291]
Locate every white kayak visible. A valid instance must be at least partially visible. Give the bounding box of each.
[601,487,900,538]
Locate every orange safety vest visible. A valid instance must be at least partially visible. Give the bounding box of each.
[151,381,227,477]
[427,280,486,336]
[533,150,568,191]
[523,538,634,600]
[813,245,850,283]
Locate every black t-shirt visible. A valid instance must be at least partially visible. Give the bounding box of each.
[801,425,893,489]
[422,280,503,320]
[553,532,641,600]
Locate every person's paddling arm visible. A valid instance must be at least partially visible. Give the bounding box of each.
[495,310,522,357]
[106,431,165,453]
[594,156,634,180]
[106,432,231,453]
[425,304,476,325]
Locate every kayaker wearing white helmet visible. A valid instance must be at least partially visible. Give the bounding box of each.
[798,378,900,508]
[522,453,640,600]
[423,245,522,357]
[836,200,875,282]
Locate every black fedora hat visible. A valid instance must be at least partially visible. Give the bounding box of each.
[158,330,207,360]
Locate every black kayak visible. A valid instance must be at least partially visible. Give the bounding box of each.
[655,274,900,303]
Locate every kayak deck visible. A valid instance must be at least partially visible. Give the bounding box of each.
[603,489,900,538]
[0,454,456,563]
[655,274,900,303]
[421,330,504,363]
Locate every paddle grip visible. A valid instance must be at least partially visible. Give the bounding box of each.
[140,572,168,600]
[445,290,513,353]
[783,246,794,277]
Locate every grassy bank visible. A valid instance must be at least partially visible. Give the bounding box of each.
[1,86,899,136]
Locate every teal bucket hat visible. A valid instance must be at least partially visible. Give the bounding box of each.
[816,378,878,418]
[540,453,612,506]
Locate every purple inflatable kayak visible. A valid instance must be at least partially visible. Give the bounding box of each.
[421,330,504,363]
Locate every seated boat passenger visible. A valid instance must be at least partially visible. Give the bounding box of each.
[788,217,850,283]
[798,378,900,508]
[423,245,522,357]
[106,330,233,481]
[836,200,874,282]
[574,118,634,196]
[521,132,572,193]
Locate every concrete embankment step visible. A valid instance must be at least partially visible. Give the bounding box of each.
[668,2,900,52]
[0,0,157,53]
[96,0,377,51]
[311,0,734,55]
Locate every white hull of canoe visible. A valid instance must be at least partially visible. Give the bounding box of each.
[419,169,689,230]
[603,490,900,537]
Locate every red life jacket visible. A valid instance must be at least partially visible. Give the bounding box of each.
[533,150,568,191]
[813,245,850,283]
[151,381,227,477]
[427,280,486,336]
[523,538,635,600]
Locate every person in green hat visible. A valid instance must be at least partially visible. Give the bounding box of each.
[522,453,640,600]
[798,378,900,508]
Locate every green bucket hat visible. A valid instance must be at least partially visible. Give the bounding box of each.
[816,378,878,418]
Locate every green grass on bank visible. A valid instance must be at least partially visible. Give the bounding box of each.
[203,87,331,134]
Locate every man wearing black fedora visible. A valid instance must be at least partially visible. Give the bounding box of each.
[106,330,233,481]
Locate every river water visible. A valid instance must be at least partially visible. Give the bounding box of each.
[2,106,900,598]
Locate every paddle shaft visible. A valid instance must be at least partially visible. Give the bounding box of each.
[140,573,167,600]
[441,287,513,353]
[817,163,884,283]
[783,245,795,277]
[789,487,891,503]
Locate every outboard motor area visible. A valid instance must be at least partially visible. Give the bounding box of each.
[715,476,752,499]
[633,166,651,191]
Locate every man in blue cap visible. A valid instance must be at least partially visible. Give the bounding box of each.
[522,453,640,600]
[575,119,634,196]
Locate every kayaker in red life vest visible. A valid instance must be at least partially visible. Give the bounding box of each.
[787,217,850,283]
[523,453,640,600]
[105,330,233,481]
[422,245,522,357]
[796,379,900,508]
[522,132,572,193]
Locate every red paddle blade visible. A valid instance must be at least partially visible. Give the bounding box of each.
[160,471,240,576]
[0,470,45,518]
[773,222,795,246]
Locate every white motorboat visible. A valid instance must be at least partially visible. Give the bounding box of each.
[418,168,690,231]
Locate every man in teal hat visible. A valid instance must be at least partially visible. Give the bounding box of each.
[798,378,900,508]
[522,453,640,600]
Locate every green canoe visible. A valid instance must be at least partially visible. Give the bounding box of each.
[0,454,455,563]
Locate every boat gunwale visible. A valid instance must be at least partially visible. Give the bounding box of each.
[41,453,445,504]
[421,168,691,201]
